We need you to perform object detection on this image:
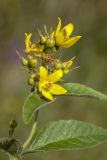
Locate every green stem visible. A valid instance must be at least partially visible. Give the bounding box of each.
[22,111,39,155]
[23,110,39,150]
[23,121,37,149]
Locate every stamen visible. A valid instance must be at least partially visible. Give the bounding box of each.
[45,81,52,89]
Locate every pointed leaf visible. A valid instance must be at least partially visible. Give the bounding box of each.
[63,83,107,101]
[26,120,107,152]
[23,91,54,125]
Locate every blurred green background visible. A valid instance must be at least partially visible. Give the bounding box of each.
[0,0,107,159]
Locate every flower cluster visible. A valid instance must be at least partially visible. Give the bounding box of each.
[17,18,81,100]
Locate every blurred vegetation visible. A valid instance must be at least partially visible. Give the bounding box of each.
[0,0,107,159]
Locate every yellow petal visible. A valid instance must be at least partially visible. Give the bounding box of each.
[42,89,53,100]
[55,17,61,37]
[50,84,67,95]
[39,66,47,82]
[48,69,63,83]
[55,24,73,46]
[55,32,65,46]
[25,33,40,54]
[61,23,74,37]
[61,36,81,48]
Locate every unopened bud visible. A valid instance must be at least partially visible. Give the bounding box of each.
[63,69,70,74]
[66,60,73,68]
[21,57,28,66]
[28,57,38,68]
[46,38,55,48]
[40,35,47,44]
[10,120,17,129]
[62,63,66,69]
[62,60,73,70]
[34,73,39,81]
[31,73,36,79]
[28,76,35,86]
[54,59,62,70]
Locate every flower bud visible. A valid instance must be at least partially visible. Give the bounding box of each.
[21,57,28,66]
[28,57,38,68]
[66,60,73,69]
[28,75,35,86]
[38,44,45,50]
[34,73,39,81]
[63,69,70,74]
[53,59,62,70]
[46,38,55,48]
[40,35,47,44]
[30,73,36,79]
[62,60,73,70]
[10,120,17,129]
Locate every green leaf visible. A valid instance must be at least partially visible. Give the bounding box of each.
[25,120,107,152]
[63,83,107,101]
[0,137,22,156]
[23,91,54,125]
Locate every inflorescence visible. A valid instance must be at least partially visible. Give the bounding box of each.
[17,17,81,100]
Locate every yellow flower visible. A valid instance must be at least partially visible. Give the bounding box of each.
[25,33,42,54]
[38,66,67,100]
[52,18,81,48]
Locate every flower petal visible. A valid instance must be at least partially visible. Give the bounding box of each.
[55,32,66,46]
[48,69,63,83]
[42,89,53,100]
[55,17,61,37]
[61,23,74,37]
[25,33,42,54]
[39,66,47,82]
[61,36,81,48]
[55,23,73,46]
[50,84,67,95]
